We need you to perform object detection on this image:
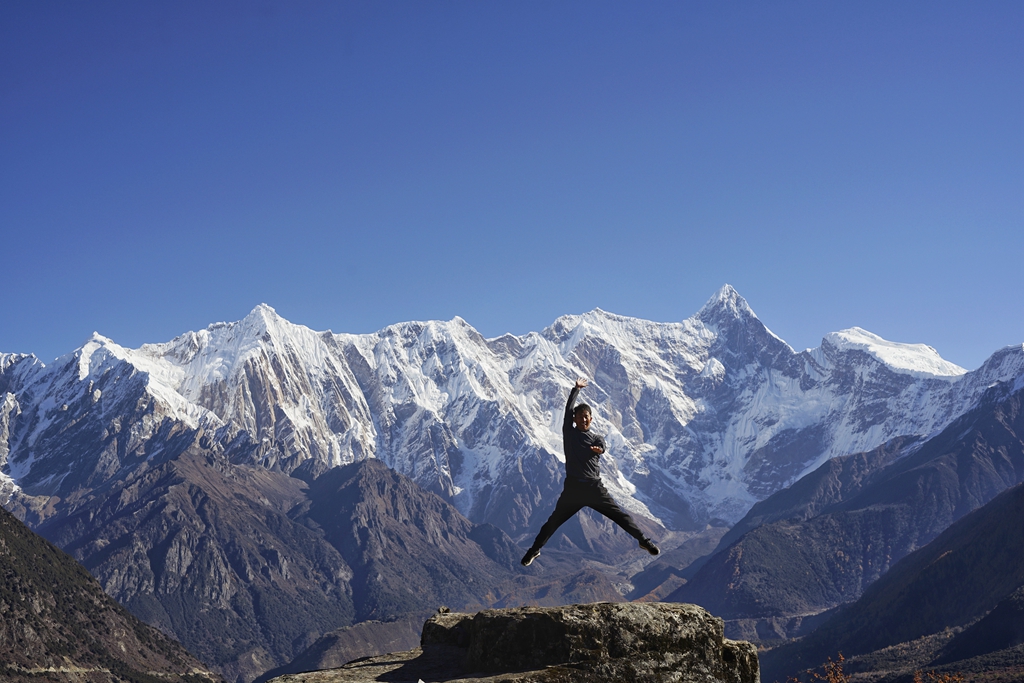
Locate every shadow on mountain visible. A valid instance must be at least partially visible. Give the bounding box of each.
[31,443,628,682]
[760,481,1024,681]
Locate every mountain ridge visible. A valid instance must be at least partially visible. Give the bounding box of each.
[4,285,1024,538]
[760,480,1024,681]
[4,286,1024,681]
[671,380,1024,629]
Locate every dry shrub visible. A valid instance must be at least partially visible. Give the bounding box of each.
[913,672,965,683]
[786,653,849,683]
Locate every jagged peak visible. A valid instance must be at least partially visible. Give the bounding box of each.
[245,302,281,323]
[696,284,757,322]
[370,316,486,345]
[44,332,135,382]
[72,332,127,362]
[583,307,630,323]
[971,342,1024,386]
[136,304,339,394]
[0,352,39,373]
[233,303,285,336]
[549,308,641,333]
[85,331,115,346]
[199,303,285,336]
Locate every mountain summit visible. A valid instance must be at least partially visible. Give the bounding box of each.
[696,283,759,324]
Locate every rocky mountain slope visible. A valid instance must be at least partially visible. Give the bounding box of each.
[26,437,622,682]
[0,503,219,682]
[36,440,357,683]
[253,616,425,683]
[760,480,1024,681]
[671,379,1024,627]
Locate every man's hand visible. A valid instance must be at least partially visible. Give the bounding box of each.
[590,445,604,454]
[575,377,588,389]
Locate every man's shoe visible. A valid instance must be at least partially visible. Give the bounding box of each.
[521,548,541,566]
[639,538,660,556]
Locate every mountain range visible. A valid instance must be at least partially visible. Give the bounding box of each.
[5,285,1021,536]
[4,285,1024,680]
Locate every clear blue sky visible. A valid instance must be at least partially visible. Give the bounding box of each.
[2,1,1022,370]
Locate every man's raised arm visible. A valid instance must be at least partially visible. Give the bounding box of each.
[564,377,588,428]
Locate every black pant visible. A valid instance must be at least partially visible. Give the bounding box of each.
[529,478,645,551]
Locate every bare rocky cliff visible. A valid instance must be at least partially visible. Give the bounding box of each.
[266,602,759,683]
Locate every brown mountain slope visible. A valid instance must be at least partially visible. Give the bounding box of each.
[760,481,1024,681]
[300,458,625,622]
[0,504,219,682]
[37,445,357,683]
[32,441,624,683]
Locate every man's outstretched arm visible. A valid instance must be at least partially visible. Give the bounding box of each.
[564,377,587,428]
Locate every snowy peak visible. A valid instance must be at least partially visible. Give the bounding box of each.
[61,332,135,382]
[696,284,757,324]
[145,303,331,389]
[824,327,966,379]
[970,343,1024,388]
[238,303,287,338]
[0,353,38,377]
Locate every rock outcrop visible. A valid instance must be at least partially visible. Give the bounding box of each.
[254,616,427,683]
[267,602,759,683]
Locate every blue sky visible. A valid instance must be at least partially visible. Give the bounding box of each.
[2,1,1022,370]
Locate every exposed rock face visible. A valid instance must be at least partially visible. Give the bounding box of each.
[38,444,358,683]
[268,602,759,683]
[254,616,426,683]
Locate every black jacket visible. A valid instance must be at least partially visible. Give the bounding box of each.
[562,385,605,483]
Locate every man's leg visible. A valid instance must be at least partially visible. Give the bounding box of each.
[522,485,584,565]
[587,483,660,555]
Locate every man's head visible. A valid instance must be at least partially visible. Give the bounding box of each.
[574,404,593,431]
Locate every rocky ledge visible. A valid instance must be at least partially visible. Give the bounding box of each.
[268,602,759,683]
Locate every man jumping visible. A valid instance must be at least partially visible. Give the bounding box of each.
[521,377,660,566]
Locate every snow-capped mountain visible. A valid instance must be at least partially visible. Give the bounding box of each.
[3,285,1023,535]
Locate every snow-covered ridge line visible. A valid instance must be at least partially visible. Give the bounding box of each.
[2,285,1023,533]
[824,327,966,378]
